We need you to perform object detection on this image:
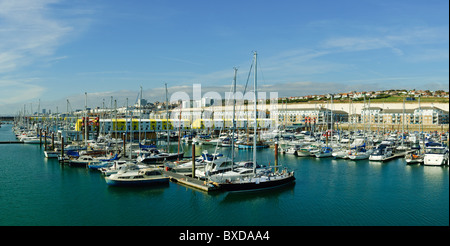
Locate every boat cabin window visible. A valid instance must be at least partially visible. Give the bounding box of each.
[144,171,161,176]
[426,148,446,154]
[219,161,233,168]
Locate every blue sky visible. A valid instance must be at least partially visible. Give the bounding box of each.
[0,0,448,114]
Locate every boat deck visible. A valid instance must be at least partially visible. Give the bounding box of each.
[161,170,220,192]
[382,150,415,162]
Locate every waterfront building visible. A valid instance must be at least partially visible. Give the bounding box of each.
[26,102,448,135]
[271,107,348,127]
[414,106,449,125]
[360,105,449,129]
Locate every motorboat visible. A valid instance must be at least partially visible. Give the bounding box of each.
[87,154,120,170]
[136,148,184,164]
[369,143,393,161]
[21,136,43,144]
[195,157,235,179]
[68,155,102,167]
[44,148,60,158]
[100,161,145,176]
[296,144,320,157]
[105,168,169,186]
[165,151,223,174]
[284,145,303,156]
[423,143,449,166]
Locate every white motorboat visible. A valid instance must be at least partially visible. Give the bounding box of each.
[369,142,394,161]
[68,155,102,167]
[296,144,320,157]
[165,151,223,174]
[105,168,169,186]
[21,136,43,144]
[423,143,448,166]
[136,148,184,164]
[100,161,145,176]
[284,145,303,156]
[44,149,60,158]
[195,157,235,179]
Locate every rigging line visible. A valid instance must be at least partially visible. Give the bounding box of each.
[223,76,236,160]
[243,58,254,95]
[213,74,237,158]
[134,91,140,105]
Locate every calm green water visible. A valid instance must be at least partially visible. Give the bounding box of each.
[0,124,448,226]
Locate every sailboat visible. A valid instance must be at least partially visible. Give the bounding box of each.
[405,149,424,164]
[213,52,295,192]
[137,83,184,164]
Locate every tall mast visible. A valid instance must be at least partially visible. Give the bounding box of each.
[402,97,405,146]
[165,83,170,152]
[84,92,88,147]
[66,99,69,132]
[253,51,257,175]
[231,67,237,165]
[114,100,117,151]
[139,86,142,145]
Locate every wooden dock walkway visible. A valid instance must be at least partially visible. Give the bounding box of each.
[382,150,414,162]
[161,170,220,192]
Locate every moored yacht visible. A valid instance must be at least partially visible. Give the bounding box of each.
[405,151,424,164]
[195,157,235,179]
[348,148,372,160]
[21,136,43,144]
[314,146,333,158]
[216,168,295,192]
[136,148,184,164]
[207,52,295,192]
[164,151,223,174]
[423,143,448,166]
[68,155,101,167]
[105,168,169,186]
[369,142,394,161]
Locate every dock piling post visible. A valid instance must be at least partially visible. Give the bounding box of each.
[192,143,195,179]
[275,142,278,172]
[39,128,42,147]
[122,133,126,157]
[44,131,47,150]
[61,136,64,158]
